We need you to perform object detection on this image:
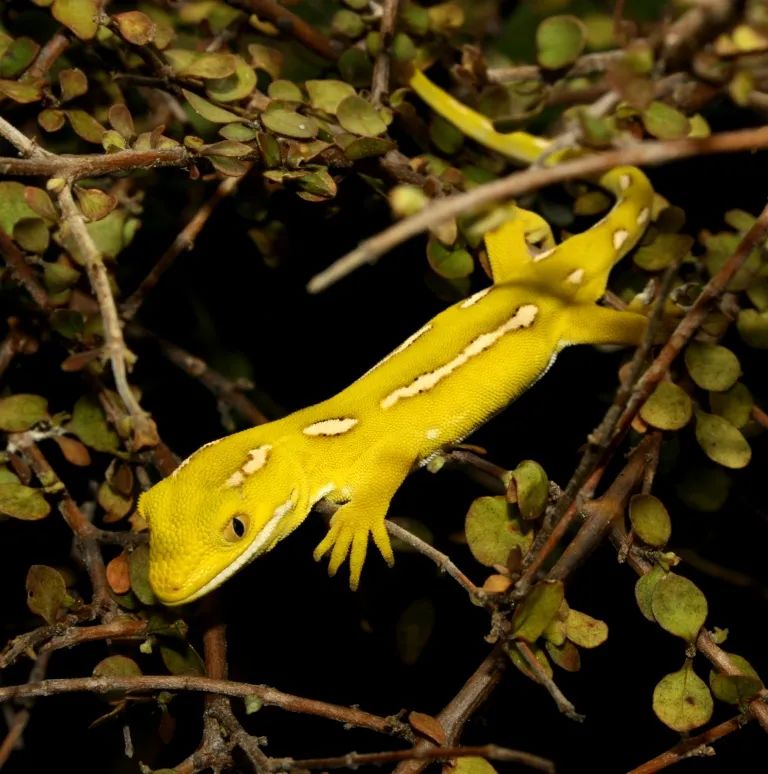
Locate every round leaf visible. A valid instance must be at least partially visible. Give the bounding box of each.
[65,394,119,452]
[565,608,608,648]
[306,79,356,114]
[635,565,666,622]
[27,565,69,623]
[427,238,473,279]
[465,495,532,567]
[633,233,693,271]
[336,94,387,136]
[52,0,100,40]
[0,483,50,520]
[0,393,48,431]
[642,101,691,140]
[709,653,763,704]
[545,639,581,672]
[206,57,257,102]
[511,580,564,643]
[261,108,319,139]
[512,460,548,520]
[58,68,88,102]
[629,494,671,547]
[653,662,713,732]
[14,218,49,253]
[453,759,498,774]
[695,410,751,469]
[709,382,753,429]
[651,572,707,642]
[113,11,156,45]
[536,16,586,70]
[639,381,692,430]
[738,308,768,348]
[685,342,741,392]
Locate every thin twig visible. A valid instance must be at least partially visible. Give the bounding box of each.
[0,230,51,310]
[57,184,157,449]
[0,115,47,158]
[0,676,412,739]
[370,0,401,106]
[121,170,250,320]
[24,30,70,80]
[307,125,768,293]
[515,642,584,722]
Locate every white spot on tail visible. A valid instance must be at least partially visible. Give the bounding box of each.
[381,305,539,409]
[172,437,224,478]
[460,287,491,308]
[619,174,631,191]
[303,417,358,436]
[613,229,630,250]
[637,207,650,226]
[426,428,440,440]
[533,247,555,263]
[565,268,585,285]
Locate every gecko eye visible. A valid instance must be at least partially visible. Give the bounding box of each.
[223,513,249,542]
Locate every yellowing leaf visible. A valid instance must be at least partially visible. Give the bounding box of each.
[512,460,548,520]
[306,79,356,114]
[695,410,751,469]
[629,494,671,547]
[65,109,106,143]
[633,233,693,271]
[206,56,257,102]
[0,483,51,520]
[565,608,608,648]
[261,108,319,139]
[511,580,564,643]
[653,662,713,732]
[182,89,240,123]
[685,342,741,392]
[52,0,101,40]
[639,381,692,430]
[0,393,49,431]
[66,394,119,452]
[634,565,665,621]
[709,382,753,429]
[709,653,763,704]
[642,101,690,140]
[75,187,118,221]
[113,11,156,45]
[651,572,707,642]
[27,565,70,623]
[58,67,88,102]
[336,94,387,136]
[536,16,586,70]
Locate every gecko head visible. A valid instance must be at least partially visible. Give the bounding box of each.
[140,437,310,606]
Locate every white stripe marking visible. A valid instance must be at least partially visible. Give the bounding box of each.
[381,305,539,409]
[613,229,630,250]
[532,247,555,263]
[460,287,491,308]
[363,323,432,376]
[637,207,650,225]
[426,428,440,440]
[565,268,585,285]
[619,174,631,191]
[303,417,358,436]
[225,444,272,488]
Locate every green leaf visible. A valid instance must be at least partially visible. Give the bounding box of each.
[0,37,40,78]
[685,342,741,392]
[336,95,387,136]
[453,758,498,774]
[332,9,364,38]
[169,50,236,79]
[737,308,768,349]
[565,608,608,648]
[13,218,49,254]
[200,140,253,158]
[52,0,100,40]
[633,233,693,271]
[709,653,763,704]
[396,597,435,665]
[244,695,263,714]
[695,410,751,469]
[0,78,43,103]
[506,642,553,682]
[160,643,206,676]
[206,56,257,102]
[429,114,464,155]
[651,572,707,642]
[93,654,142,679]
[635,565,666,622]
[66,394,119,452]
[545,639,581,672]
[639,381,692,430]
[267,79,303,102]
[27,565,70,623]
[261,108,319,139]
[642,101,691,140]
[629,494,671,547]
[0,393,49,431]
[0,181,39,234]
[306,79,356,114]
[709,382,753,429]
[182,89,240,123]
[427,238,473,279]
[219,123,259,142]
[341,136,395,160]
[536,15,586,70]
[128,544,157,605]
[653,662,713,732]
[337,47,373,87]
[65,109,106,143]
[0,483,51,520]
[511,580,564,643]
[113,11,156,45]
[465,495,532,567]
[58,67,87,102]
[512,460,548,520]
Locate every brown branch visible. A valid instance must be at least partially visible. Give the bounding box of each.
[0,147,189,180]
[307,124,768,293]
[394,646,506,774]
[57,184,158,449]
[752,404,768,429]
[121,170,250,321]
[244,0,339,60]
[0,676,412,739]
[0,230,51,310]
[370,0,401,106]
[285,743,554,772]
[487,49,631,84]
[126,323,268,426]
[24,30,70,80]
[628,715,748,774]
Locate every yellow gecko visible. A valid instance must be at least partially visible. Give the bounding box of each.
[140,72,654,605]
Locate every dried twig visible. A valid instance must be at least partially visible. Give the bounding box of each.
[307,125,768,293]
[0,230,51,310]
[371,0,401,106]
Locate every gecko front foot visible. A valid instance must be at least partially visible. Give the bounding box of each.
[313,505,395,589]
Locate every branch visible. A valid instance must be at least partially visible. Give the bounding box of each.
[0,675,412,739]
[307,125,768,293]
[57,184,158,449]
[0,229,51,310]
[370,0,401,106]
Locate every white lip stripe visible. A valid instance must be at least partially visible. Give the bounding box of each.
[303,417,358,436]
[381,304,539,409]
[460,287,491,308]
[171,437,224,478]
